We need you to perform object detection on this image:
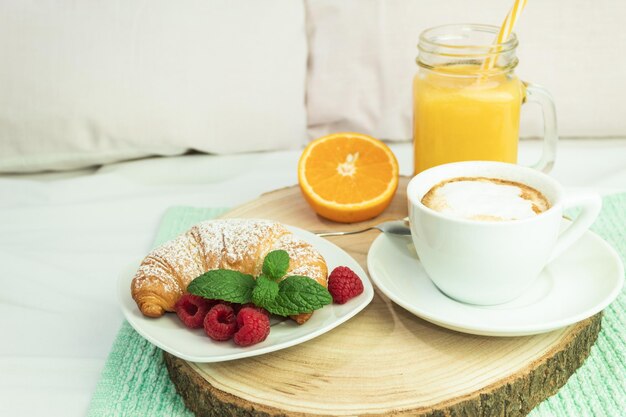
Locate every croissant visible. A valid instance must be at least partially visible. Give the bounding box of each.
[131,219,328,324]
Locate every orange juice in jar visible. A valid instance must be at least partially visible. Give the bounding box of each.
[413,24,557,174]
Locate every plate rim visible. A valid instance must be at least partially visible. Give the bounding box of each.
[118,223,375,362]
[367,229,623,337]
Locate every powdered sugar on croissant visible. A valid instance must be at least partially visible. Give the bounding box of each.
[131,219,328,321]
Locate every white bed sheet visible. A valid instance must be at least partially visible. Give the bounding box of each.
[0,140,625,417]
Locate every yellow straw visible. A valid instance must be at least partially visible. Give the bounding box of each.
[482,0,528,71]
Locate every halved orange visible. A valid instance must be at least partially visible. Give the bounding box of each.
[298,132,399,223]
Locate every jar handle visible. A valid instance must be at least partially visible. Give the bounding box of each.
[523,82,558,173]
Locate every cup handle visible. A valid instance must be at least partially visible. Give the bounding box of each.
[547,194,602,263]
[523,82,558,173]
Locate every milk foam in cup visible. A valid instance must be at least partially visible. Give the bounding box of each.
[421,177,550,222]
[408,161,601,305]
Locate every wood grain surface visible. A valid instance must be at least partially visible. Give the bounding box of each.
[165,178,601,416]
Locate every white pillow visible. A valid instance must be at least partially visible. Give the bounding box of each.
[0,0,307,173]
[306,0,626,141]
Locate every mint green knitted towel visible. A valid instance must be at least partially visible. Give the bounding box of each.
[88,197,626,416]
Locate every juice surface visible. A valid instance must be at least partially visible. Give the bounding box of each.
[413,65,524,174]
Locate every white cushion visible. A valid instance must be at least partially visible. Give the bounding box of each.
[0,0,307,173]
[306,0,626,141]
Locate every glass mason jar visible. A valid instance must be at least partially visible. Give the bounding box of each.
[413,24,557,174]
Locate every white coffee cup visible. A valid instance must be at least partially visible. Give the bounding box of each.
[407,161,602,305]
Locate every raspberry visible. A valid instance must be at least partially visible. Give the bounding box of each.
[233,306,271,347]
[203,304,237,341]
[174,294,212,328]
[328,266,364,304]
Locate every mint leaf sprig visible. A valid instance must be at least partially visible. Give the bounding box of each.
[187,270,256,304]
[187,250,332,316]
[262,250,290,280]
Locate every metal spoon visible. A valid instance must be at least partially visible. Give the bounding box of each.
[314,218,411,237]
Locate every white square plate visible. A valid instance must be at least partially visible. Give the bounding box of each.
[118,225,374,362]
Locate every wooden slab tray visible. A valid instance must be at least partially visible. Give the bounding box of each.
[165,178,601,416]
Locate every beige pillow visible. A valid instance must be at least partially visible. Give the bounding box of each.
[0,0,307,173]
[306,0,626,141]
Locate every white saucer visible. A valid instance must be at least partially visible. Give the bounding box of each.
[367,230,623,336]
